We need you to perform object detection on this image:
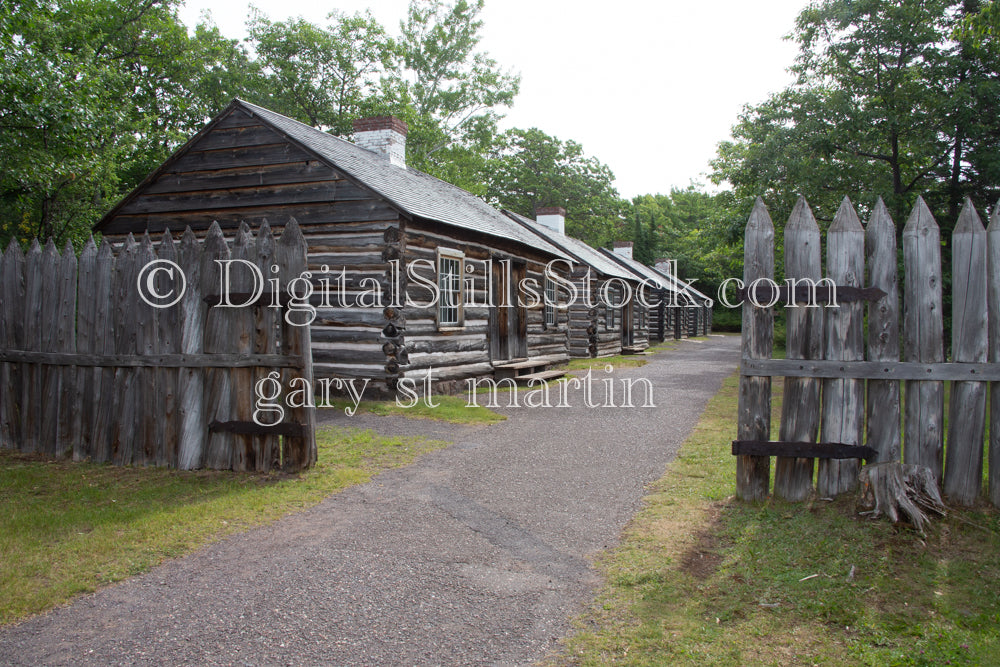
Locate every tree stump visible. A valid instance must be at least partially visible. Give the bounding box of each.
[857,462,946,533]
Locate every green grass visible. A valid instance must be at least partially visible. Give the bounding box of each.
[326,394,506,424]
[0,426,448,625]
[552,375,1000,666]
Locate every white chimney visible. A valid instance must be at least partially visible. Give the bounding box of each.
[613,241,633,259]
[535,206,566,235]
[352,116,407,168]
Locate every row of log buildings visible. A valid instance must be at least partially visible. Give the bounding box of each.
[95,99,710,393]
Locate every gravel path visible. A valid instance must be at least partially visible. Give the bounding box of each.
[0,335,740,666]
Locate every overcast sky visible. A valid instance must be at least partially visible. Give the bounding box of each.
[177,0,808,199]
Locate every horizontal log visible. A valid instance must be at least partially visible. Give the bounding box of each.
[732,440,878,461]
[741,357,1000,381]
[195,125,285,151]
[126,182,339,214]
[209,420,306,438]
[0,350,304,368]
[168,143,314,173]
[145,162,340,195]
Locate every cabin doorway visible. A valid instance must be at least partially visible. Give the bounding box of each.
[489,258,528,362]
[621,300,635,347]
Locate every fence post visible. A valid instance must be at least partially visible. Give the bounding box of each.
[902,197,945,480]
[178,228,206,470]
[111,235,140,466]
[255,221,280,471]
[202,222,235,469]
[39,240,61,456]
[944,199,988,504]
[230,223,256,472]
[818,197,865,496]
[775,197,822,500]
[156,231,180,467]
[75,239,97,460]
[988,200,1000,508]
[737,198,773,500]
[56,241,78,457]
[92,240,115,462]
[1,241,24,451]
[277,218,316,471]
[865,199,901,463]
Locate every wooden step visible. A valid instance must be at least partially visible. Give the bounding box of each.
[514,369,566,384]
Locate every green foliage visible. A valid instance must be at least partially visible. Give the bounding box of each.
[631,187,743,310]
[711,0,1000,236]
[484,127,627,247]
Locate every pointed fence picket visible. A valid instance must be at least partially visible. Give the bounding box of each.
[736,196,1000,507]
[0,220,315,472]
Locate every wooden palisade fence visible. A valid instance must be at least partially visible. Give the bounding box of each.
[0,220,315,472]
[735,195,1000,507]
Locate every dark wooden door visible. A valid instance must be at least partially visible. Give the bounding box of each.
[489,259,528,362]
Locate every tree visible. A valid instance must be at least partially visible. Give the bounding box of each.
[0,0,249,246]
[395,0,519,181]
[246,10,394,135]
[483,127,627,247]
[711,0,1000,235]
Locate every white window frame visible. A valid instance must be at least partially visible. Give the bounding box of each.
[437,248,464,328]
[544,276,557,328]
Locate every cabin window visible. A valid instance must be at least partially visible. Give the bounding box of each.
[639,307,646,329]
[437,248,464,327]
[544,276,557,328]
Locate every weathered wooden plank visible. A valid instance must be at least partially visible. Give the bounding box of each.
[111,236,140,466]
[191,124,284,151]
[818,197,865,496]
[741,358,1000,381]
[73,239,97,460]
[230,223,256,472]
[989,199,1000,508]
[135,233,158,466]
[0,241,25,450]
[0,350,304,367]
[775,197,822,500]
[55,241,77,458]
[213,110,264,129]
[277,218,317,471]
[102,199,400,234]
[156,231,180,467]
[865,199,901,463]
[255,221,281,471]
[944,199,987,504]
[91,241,115,462]
[128,181,339,214]
[737,198,774,500]
[902,197,945,480]
[178,228,206,470]
[20,241,43,453]
[39,240,61,457]
[166,143,314,174]
[201,223,235,470]
[733,440,878,461]
[143,162,340,195]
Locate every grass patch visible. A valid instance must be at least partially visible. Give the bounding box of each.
[327,394,506,424]
[0,426,448,626]
[552,375,1000,666]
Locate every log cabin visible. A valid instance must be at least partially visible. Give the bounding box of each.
[95,99,574,393]
[504,208,651,357]
[599,243,711,342]
[652,258,714,337]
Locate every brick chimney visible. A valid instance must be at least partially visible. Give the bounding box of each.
[352,116,407,168]
[535,206,566,235]
[613,241,633,259]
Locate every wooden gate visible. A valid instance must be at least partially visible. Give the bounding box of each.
[735,195,1000,507]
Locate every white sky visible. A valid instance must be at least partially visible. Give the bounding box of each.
[177,0,807,199]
